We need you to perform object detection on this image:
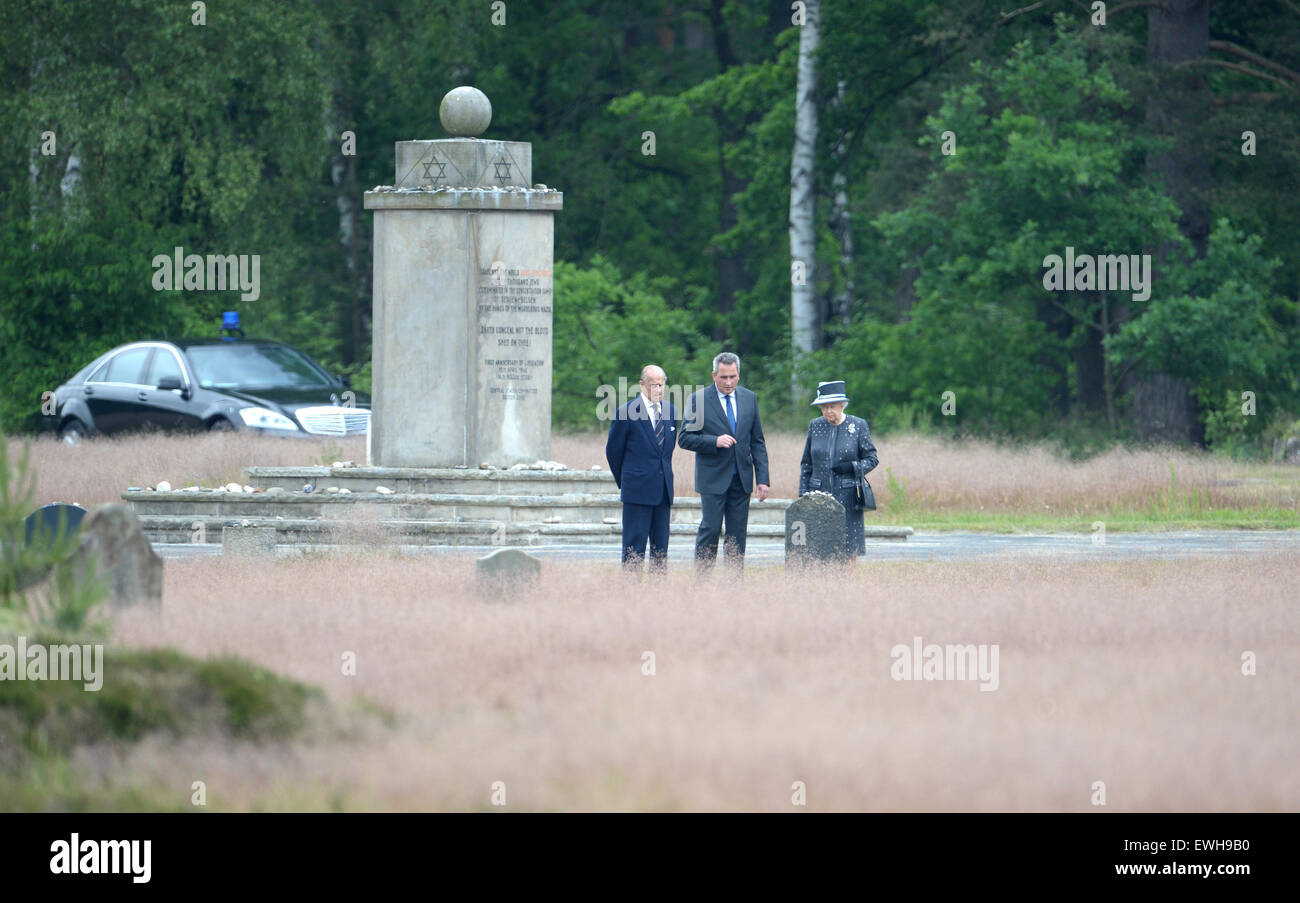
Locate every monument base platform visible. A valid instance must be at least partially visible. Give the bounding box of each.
[122,466,914,549]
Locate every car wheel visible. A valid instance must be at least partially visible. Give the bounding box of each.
[58,420,86,445]
[208,418,235,432]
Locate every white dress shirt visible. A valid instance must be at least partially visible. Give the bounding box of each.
[641,393,661,429]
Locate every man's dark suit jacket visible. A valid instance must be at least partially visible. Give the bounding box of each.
[605,396,675,506]
[677,385,770,494]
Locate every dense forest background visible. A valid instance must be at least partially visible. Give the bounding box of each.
[2,0,1297,454]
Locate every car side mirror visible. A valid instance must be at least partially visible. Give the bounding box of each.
[339,375,352,389]
[158,376,189,398]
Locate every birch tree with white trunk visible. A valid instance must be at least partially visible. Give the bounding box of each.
[829,78,854,330]
[789,0,820,404]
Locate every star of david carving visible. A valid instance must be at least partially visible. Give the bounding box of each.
[493,159,512,182]
[420,155,447,185]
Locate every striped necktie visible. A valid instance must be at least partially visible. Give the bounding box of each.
[653,402,665,447]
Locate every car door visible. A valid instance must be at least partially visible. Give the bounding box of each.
[84,346,153,434]
[142,345,203,431]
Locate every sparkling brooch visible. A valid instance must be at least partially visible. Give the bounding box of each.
[847,423,856,435]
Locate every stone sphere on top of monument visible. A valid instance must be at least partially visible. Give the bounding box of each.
[439,86,492,138]
[391,87,533,190]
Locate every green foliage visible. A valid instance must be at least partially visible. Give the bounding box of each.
[192,656,320,739]
[0,210,187,433]
[1,0,1297,449]
[883,467,909,513]
[857,22,1178,434]
[0,437,106,634]
[1107,220,1300,448]
[0,646,320,760]
[29,554,108,638]
[1201,390,1266,459]
[0,0,346,428]
[812,17,1299,447]
[552,256,712,430]
[0,434,320,791]
[605,26,801,406]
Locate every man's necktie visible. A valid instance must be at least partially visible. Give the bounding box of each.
[653,402,665,448]
[724,394,740,479]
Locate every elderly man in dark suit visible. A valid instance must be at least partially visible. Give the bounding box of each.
[605,364,676,572]
[678,352,770,572]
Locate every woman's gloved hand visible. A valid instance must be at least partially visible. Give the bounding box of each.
[831,460,856,475]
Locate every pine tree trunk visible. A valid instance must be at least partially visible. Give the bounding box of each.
[1131,0,1211,444]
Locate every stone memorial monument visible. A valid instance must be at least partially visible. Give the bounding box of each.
[120,91,915,553]
[364,86,563,467]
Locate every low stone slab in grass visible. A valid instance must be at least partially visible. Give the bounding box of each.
[475,548,541,590]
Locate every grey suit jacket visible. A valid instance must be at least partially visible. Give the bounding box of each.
[677,385,770,495]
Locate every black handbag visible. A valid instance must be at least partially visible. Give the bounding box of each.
[852,451,876,511]
[856,476,877,511]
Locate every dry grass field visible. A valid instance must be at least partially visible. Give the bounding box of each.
[91,551,1298,811]
[19,429,1300,524]
[9,429,1298,810]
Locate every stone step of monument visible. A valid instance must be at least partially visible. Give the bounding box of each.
[132,514,913,547]
[123,490,797,526]
[242,466,616,495]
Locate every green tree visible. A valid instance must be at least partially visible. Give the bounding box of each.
[1108,220,1299,448]
[849,21,1182,435]
[553,255,711,430]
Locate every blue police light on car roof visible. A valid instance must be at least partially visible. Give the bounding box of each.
[220,311,245,340]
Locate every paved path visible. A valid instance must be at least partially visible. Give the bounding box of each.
[154,529,1300,563]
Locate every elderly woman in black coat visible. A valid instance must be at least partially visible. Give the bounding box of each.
[798,381,879,557]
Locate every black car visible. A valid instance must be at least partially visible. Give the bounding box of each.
[49,337,371,442]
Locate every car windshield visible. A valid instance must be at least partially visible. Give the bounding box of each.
[184,343,332,389]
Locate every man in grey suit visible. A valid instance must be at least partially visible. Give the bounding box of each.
[678,352,770,571]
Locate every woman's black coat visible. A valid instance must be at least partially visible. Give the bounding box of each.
[798,413,879,555]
